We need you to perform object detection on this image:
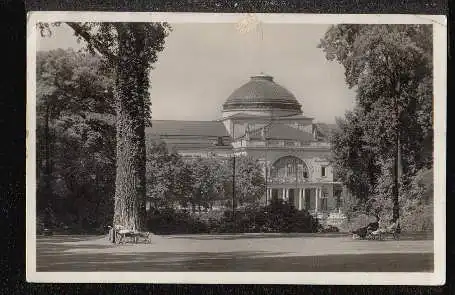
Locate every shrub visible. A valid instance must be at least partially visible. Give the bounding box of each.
[145,200,320,234]
[400,203,433,232]
[146,208,208,234]
[339,167,434,233]
[217,199,320,233]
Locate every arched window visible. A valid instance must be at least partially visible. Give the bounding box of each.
[270,156,309,183]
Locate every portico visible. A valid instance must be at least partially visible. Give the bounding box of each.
[265,184,337,214]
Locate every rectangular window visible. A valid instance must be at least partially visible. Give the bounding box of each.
[321,166,326,177]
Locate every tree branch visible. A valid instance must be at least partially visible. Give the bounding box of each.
[65,22,117,62]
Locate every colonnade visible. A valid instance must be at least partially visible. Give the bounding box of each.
[265,186,325,212]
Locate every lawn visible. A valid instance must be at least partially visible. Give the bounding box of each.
[36,233,434,272]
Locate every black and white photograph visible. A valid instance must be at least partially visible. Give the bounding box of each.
[26,13,446,284]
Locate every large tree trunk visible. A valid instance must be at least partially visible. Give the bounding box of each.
[113,24,148,231]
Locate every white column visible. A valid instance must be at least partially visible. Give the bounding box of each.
[298,189,302,210]
[302,188,306,210]
[315,187,319,213]
[282,188,286,201]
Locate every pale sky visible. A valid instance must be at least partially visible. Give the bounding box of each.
[37,23,356,123]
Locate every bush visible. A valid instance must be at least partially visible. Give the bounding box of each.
[146,208,208,234]
[399,168,433,232]
[338,167,434,234]
[217,199,320,233]
[400,202,433,232]
[145,200,321,234]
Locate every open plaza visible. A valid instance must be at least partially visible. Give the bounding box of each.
[37,233,433,272]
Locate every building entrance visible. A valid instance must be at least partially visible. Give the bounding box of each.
[288,189,295,207]
[304,188,312,210]
[272,189,278,201]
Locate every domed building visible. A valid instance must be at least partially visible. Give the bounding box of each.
[147,74,346,225]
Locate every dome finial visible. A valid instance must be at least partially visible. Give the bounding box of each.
[251,73,273,81]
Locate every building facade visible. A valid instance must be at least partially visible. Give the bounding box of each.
[147,75,347,225]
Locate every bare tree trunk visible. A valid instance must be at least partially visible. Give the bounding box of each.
[113,24,147,231]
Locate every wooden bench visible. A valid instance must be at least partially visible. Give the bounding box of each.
[116,229,142,244]
[108,226,154,244]
[369,223,400,240]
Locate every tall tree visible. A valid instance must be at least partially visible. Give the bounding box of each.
[330,109,380,203]
[39,23,171,231]
[146,139,193,209]
[319,25,433,223]
[188,157,227,212]
[36,49,116,230]
[230,156,266,206]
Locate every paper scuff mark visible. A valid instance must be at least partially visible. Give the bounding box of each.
[236,14,260,34]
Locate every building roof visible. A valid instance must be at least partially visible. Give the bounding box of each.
[146,120,328,150]
[247,123,314,142]
[267,124,314,141]
[222,113,313,121]
[222,75,302,112]
[314,123,338,140]
[147,120,229,137]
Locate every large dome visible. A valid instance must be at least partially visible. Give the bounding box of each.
[222,75,302,114]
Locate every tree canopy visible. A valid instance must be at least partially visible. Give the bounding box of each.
[39,22,172,232]
[145,139,266,213]
[319,24,433,223]
[146,139,193,209]
[36,49,116,231]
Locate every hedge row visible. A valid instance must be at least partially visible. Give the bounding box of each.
[146,199,321,234]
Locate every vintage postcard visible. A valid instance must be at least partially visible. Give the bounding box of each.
[26,12,446,284]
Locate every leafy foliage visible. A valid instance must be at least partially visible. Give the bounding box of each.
[231,156,266,206]
[331,109,380,202]
[145,200,320,234]
[319,25,433,228]
[39,22,172,231]
[399,167,434,231]
[36,49,116,232]
[146,139,193,209]
[187,156,230,211]
[145,140,266,213]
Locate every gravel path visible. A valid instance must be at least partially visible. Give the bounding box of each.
[36,234,434,272]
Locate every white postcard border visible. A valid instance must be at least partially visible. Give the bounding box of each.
[26,12,447,285]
